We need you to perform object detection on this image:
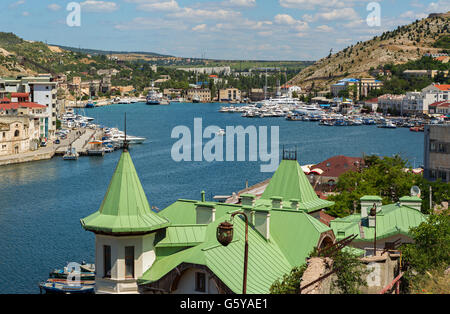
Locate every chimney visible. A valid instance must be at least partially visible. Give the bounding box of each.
[196,202,215,224]
[201,190,206,202]
[290,199,300,210]
[360,196,382,219]
[242,205,255,225]
[254,209,270,240]
[399,196,422,211]
[240,193,256,207]
[271,196,283,209]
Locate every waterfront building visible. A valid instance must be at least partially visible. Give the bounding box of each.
[429,101,450,115]
[330,196,427,252]
[0,113,42,156]
[81,152,337,294]
[186,88,211,102]
[378,94,405,113]
[424,124,450,182]
[280,84,302,98]
[218,88,241,102]
[163,88,183,99]
[0,75,58,139]
[331,78,382,100]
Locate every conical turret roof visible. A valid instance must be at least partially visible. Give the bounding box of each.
[81,151,170,234]
[261,159,334,212]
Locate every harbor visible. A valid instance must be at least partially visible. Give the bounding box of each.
[0,102,426,294]
[219,97,447,130]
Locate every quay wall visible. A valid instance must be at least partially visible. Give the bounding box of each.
[0,150,55,166]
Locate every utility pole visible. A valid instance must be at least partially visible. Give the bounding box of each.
[429,185,433,211]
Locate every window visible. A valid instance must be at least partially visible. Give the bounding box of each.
[103,245,111,278]
[195,272,206,292]
[14,130,19,137]
[124,246,135,279]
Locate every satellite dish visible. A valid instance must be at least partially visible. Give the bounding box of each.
[410,186,421,197]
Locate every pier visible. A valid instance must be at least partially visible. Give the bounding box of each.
[55,128,103,156]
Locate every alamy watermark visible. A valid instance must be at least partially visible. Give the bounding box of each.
[171,118,280,173]
[67,2,81,27]
[367,2,381,27]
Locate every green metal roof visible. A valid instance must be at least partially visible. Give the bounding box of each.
[80,151,170,234]
[140,217,293,294]
[360,195,382,201]
[330,203,427,242]
[145,198,333,293]
[155,225,207,247]
[260,160,334,212]
[399,196,422,202]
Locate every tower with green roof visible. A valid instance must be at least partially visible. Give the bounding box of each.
[81,148,170,294]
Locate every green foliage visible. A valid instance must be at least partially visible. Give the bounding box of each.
[327,155,449,217]
[269,264,307,294]
[402,211,450,277]
[433,35,450,49]
[330,250,369,294]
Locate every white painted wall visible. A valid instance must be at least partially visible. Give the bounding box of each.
[94,233,156,294]
[173,268,220,294]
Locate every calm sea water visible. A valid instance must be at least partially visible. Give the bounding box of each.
[0,102,424,293]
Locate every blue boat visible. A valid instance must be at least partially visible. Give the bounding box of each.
[85,103,95,108]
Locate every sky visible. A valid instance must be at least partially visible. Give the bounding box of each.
[1,0,449,61]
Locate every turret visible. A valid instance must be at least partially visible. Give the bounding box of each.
[80,150,169,294]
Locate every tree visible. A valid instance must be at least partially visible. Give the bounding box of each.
[402,211,450,275]
[330,250,369,294]
[327,155,449,217]
[269,265,307,294]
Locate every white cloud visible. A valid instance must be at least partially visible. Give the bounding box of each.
[80,1,118,13]
[115,17,187,30]
[134,0,180,11]
[225,0,256,7]
[169,8,241,20]
[9,0,25,8]
[47,4,62,11]
[316,25,334,32]
[274,14,309,32]
[192,24,207,32]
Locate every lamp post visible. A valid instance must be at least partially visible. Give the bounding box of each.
[217,211,249,294]
[370,203,377,256]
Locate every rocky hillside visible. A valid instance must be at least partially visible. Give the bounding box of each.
[291,12,450,92]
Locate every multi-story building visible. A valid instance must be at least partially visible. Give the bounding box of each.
[163,88,183,99]
[186,88,211,102]
[219,88,241,102]
[0,97,46,155]
[331,78,383,100]
[378,94,405,113]
[424,124,450,183]
[429,101,450,115]
[0,75,58,139]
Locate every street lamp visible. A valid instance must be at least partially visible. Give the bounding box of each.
[216,211,249,294]
[370,203,377,256]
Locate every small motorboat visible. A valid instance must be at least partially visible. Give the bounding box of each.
[63,146,79,160]
[39,280,95,294]
[216,129,226,136]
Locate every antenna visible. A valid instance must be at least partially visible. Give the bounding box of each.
[123,113,129,152]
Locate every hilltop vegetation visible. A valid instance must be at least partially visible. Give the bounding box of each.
[362,56,450,98]
[291,12,450,92]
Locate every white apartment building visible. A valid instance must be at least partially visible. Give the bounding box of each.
[379,84,450,115]
[0,75,58,139]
